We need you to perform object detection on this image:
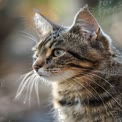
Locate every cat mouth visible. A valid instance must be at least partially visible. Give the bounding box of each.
[35,69,75,82]
[35,68,51,77]
[35,67,62,76]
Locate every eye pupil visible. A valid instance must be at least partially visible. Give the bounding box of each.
[54,50,64,57]
[56,51,60,55]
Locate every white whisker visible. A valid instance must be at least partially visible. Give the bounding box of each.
[89,73,114,87]
[82,76,115,119]
[86,74,122,109]
[16,75,32,99]
[15,71,33,99]
[35,80,40,106]
[28,75,37,106]
[18,31,38,43]
[21,35,38,43]
[23,74,35,103]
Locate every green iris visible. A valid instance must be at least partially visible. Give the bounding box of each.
[54,49,64,57]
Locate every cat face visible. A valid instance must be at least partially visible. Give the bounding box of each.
[32,6,112,82]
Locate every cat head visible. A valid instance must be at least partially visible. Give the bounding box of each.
[32,6,112,82]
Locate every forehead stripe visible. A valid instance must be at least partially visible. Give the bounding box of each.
[68,50,95,63]
[42,32,59,48]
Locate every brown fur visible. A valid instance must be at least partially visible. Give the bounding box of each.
[33,6,122,122]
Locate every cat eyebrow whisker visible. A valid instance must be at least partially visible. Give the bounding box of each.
[18,31,38,43]
[19,31,37,41]
[21,35,38,43]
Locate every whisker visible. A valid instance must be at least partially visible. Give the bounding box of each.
[89,73,114,88]
[89,72,121,96]
[93,70,122,76]
[20,34,38,43]
[23,74,36,103]
[16,75,32,99]
[15,71,34,99]
[53,72,98,100]
[35,80,40,106]
[86,74,122,109]
[18,30,38,42]
[80,76,114,118]
[72,78,98,100]
[28,75,37,106]
[17,70,34,82]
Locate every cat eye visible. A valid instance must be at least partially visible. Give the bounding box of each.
[53,49,65,57]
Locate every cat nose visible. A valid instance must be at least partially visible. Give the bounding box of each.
[32,57,44,72]
[33,64,40,72]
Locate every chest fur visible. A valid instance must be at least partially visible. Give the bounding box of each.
[52,80,122,122]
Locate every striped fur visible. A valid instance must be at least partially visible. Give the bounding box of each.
[33,6,122,122]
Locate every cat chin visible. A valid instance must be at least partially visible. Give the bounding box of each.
[39,70,75,82]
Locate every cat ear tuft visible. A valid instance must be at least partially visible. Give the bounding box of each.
[33,11,53,38]
[33,10,62,38]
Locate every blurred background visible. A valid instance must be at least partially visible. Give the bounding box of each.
[0,0,121,122]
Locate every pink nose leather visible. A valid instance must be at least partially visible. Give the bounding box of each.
[32,57,44,71]
[33,64,40,71]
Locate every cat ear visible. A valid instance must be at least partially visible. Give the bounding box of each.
[70,5,112,52]
[33,10,61,38]
[71,5,99,38]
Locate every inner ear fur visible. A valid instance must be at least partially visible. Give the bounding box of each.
[70,5,112,53]
[33,10,62,38]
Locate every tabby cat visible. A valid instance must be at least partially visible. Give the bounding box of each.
[32,6,122,122]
